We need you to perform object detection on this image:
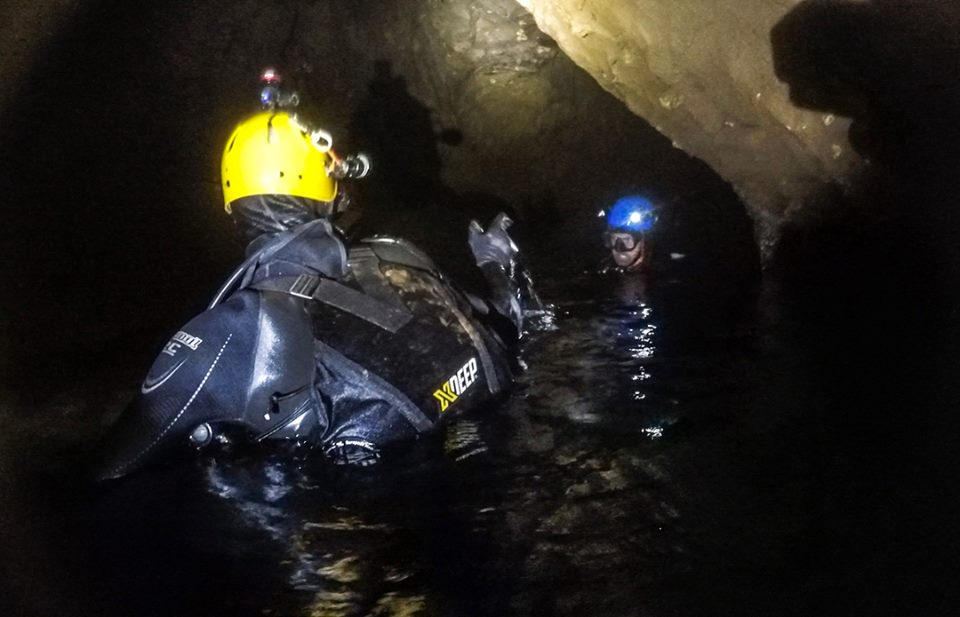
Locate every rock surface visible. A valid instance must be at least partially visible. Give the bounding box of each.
[5,0,960,261]
[516,0,867,250]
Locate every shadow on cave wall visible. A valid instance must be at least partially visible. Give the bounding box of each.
[769,0,960,365]
[346,58,519,290]
[771,0,960,285]
[349,60,447,210]
[764,3,960,612]
[769,0,960,366]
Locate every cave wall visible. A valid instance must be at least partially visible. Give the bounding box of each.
[5,1,959,259]
[325,0,755,274]
[0,0,79,114]
[516,0,867,251]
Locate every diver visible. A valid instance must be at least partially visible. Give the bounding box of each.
[601,194,658,273]
[93,71,538,480]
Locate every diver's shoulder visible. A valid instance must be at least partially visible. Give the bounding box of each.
[356,235,439,273]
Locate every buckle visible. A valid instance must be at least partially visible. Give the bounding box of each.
[289,274,320,299]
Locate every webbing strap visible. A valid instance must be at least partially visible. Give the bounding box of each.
[251,275,413,333]
[351,245,501,395]
[208,219,336,310]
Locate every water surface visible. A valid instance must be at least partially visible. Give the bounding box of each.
[1,247,956,617]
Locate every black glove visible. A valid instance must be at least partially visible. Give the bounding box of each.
[468,212,518,269]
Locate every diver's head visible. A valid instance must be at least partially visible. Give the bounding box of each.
[221,110,342,239]
[604,230,646,270]
[603,195,657,271]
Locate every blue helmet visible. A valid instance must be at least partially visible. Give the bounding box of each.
[605,195,656,233]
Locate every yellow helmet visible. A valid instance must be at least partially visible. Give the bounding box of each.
[221,111,337,213]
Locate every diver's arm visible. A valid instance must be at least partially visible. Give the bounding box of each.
[478,262,522,331]
[468,214,523,331]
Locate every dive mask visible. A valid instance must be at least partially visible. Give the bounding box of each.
[603,232,642,252]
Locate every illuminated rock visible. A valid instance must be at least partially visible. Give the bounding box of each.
[516,0,867,251]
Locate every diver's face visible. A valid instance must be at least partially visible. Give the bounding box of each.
[606,232,646,270]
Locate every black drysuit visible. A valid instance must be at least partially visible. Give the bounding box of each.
[95,218,522,479]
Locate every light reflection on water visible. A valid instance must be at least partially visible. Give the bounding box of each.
[181,268,756,616]
[0,265,761,617]
[202,457,430,615]
[8,235,952,616]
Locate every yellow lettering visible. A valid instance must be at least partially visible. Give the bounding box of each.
[433,390,451,412]
[433,357,479,413]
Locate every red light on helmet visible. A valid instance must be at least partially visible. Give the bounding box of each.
[260,68,281,84]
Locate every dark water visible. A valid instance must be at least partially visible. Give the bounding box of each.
[4,236,957,617]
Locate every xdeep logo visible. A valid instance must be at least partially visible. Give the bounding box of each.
[161,330,203,357]
[433,357,479,413]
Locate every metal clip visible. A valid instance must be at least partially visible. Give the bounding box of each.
[289,274,320,299]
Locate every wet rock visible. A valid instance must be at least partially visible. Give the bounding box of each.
[652,501,681,525]
[522,420,556,453]
[552,450,581,466]
[558,449,672,499]
[564,466,631,498]
[537,502,580,535]
[519,0,869,248]
[635,457,670,483]
[302,589,364,613]
[504,400,556,454]
[537,499,631,536]
[371,592,426,617]
[317,555,362,584]
[526,384,597,422]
